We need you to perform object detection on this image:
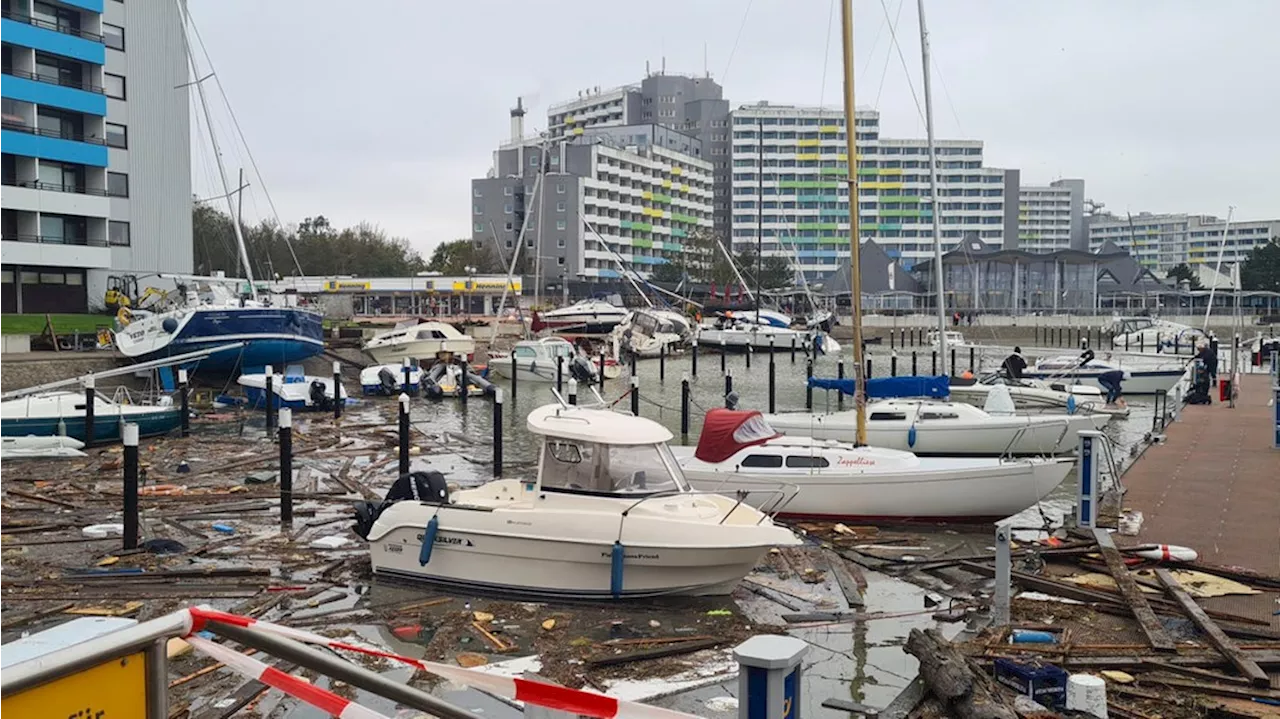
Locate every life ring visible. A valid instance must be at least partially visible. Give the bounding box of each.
[1129,544,1197,563]
[139,484,186,497]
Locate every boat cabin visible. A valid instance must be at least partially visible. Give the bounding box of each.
[513,337,578,363]
[527,404,689,496]
[927,330,967,347]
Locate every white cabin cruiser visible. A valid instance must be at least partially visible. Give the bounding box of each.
[488,337,602,384]
[674,409,1074,522]
[928,330,971,349]
[614,308,692,358]
[763,395,1108,456]
[1024,354,1186,395]
[355,403,799,598]
[363,321,475,365]
[948,373,1128,418]
[1110,316,1207,355]
[238,367,347,410]
[533,299,628,334]
[698,314,838,354]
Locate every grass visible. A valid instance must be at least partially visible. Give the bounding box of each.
[1,313,113,335]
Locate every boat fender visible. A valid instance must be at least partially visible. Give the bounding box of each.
[418,514,440,566]
[1066,395,1077,414]
[907,424,917,448]
[1010,629,1057,644]
[1130,544,1197,563]
[162,317,180,334]
[610,541,625,598]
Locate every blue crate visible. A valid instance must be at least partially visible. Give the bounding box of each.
[993,658,1068,708]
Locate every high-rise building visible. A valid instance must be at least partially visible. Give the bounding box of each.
[728,103,1017,278]
[2,0,191,313]
[548,71,731,231]
[1015,179,1085,253]
[1088,212,1280,272]
[472,113,713,286]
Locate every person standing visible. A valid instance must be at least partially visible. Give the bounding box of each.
[1002,347,1027,380]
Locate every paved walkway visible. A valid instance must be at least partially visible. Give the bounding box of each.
[1122,373,1279,574]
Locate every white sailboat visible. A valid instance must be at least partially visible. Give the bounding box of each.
[1109,316,1208,355]
[947,373,1129,417]
[487,337,604,384]
[1024,354,1186,395]
[674,409,1074,522]
[355,403,800,598]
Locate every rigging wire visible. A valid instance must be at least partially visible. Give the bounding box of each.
[719,0,755,85]
[876,0,925,124]
[817,0,836,108]
[930,55,966,136]
[873,0,907,111]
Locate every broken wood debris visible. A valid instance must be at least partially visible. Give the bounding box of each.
[1153,568,1271,687]
[1092,528,1176,652]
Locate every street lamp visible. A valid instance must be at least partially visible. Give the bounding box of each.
[464,265,477,319]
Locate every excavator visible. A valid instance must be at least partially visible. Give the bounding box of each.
[104,275,168,312]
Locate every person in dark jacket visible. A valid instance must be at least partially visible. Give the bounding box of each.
[1002,347,1027,380]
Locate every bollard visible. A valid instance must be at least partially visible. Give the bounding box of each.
[768,347,777,415]
[950,348,957,377]
[994,522,1012,626]
[279,408,293,526]
[969,346,975,374]
[398,393,411,477]
[931,351,938,375]
[891,354,898,377]
[837,359,845,410]
[734,635,808,719]
[1139,334,1144,353]
[805,359,813,411]
[493,389,504,477]
[890,329,895,349]
[630,350,637,380]
[1076,430,1102,529]
[659,342,666,382]
[557,355,564,393]
[83,375,96,447]
[681,375,691,441]
[599,350,607,387]
[790,335,796,363]
[630,375,640,416]
[122,422,139,550]
[510,353,518,398]
[1125,331,1129,352]
[866,357,872,380]
[691,339,699,376]
[567,378,578,405]
[721,339,727,373]
[264,364,275,433]
[332,361,343,419]
[912,351,918,375]
[459,358,469,406]
[402,357,413,395]
[725,368,733,399]
[745,343,752,369]
[178,369,190,438]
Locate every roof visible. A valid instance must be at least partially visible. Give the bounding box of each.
[817,240,922,295]
[526,404,673,445]
[694,409,780,463]
[912,233,1130,270]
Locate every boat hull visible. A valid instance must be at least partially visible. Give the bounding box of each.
[0,409,182,444]
[365,338,475,365]
[1022,368,1184,395]
[117,307,325,372]
[764,411,1105,455]
[698,328,811,352]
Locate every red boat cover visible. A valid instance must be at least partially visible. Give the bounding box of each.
[694,408,782,463]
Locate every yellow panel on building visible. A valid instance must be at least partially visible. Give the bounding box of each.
[796,153,820,161]
[642,191,653,200]
[797,139,820,147]
[671,167,683,175]
[863,181,904,190]
[663,180,673,188]
[573,127,584,135]
[879,168,903,175]
[3,652,147,718]
[680,184,689,192]
[819,125,840,133]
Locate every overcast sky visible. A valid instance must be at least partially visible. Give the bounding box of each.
[188,0,1280,257]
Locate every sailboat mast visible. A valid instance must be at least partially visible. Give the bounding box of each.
[534,136,550,309]
[180,7,256,302]
[1202,206,1235,334]
[756,119,764,316]
[839,0,867,446]
[918,0,946,374]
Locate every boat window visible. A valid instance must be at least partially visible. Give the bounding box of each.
[920,412,959,420]
[513,346,537,359]
[785,456,830,468]
[540,442,685,495]
[540,441,595,490]
[546,440,582,463]
[740,454,783,468]
[733,414,778,444]
[869,412,908,421]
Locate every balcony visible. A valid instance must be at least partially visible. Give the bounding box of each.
[1,119,106,145]
[0,127,109,165]
[1,9,103,42]
[0,17,105,66]
[0,70,107,117]
[1,233,107,247]
[2,178,109,196]
[0,234,113,269]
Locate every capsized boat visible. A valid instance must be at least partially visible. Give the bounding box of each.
[238,367,347,410]
[1024,354,1186,395]
[614,308,692,358]
[487,337,601,384]
[532,298,628,334]
[2,435,87,459]
[362,321,476,365]
[422,362,496,399]
[674,409,1074,522]
[360,364,424,396]
[948,373,1129,418]
[354,403,800,598]
[698,315,838,354]
[1,392,181,444]
[1110,316,1208,355]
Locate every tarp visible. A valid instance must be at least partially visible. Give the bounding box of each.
[694,408,781,463]
[807,375,950,399]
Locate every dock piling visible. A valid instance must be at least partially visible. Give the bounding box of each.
[279,408,293,527]
[659,343,666,382]
[122,422,139,550]
[805,359,813,411]
[912,351,918,375]
[332,361,342,419]
[994,523,1011,626]
[556,356,564,393]
[724,369,733,407]
[720,339,727,373]
[402,357,412,395]
[691,339,699,376]
[398,393,410,477]
[931,351,937,376]
[493,389,504,477]
[510,354,518,398]
[459,358,469,406]
[790,335,796,362]
[630,375,639,416]
[950,348,957,377]
[745,344,752,370]
[567,378,578,405]
[681,375,691,441]
[599,350,607,387]
[768,345,777,414]
[969,346,975,374]
[891,354,898,377]
[264,364,275,434]
[837,359,845,410]
[866,357,872,381]
[178,369,189,437]
[84,375,95,447]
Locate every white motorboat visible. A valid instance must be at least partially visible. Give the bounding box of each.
[238,367,347,410]
[948,373,1129,418]
[674,409,1074,522]
[698,316,838,354]
[763,392,1108,456]
[2,435,87,459]
[533,299,628,334]
[363,321,475,365]
[928,330,972,349]
[360,364,425,395]
[488,337,601,384]
[355,403,800,598]
[1110,316,1208,355]
[1024,354,1186,395]
[614,308,693,358]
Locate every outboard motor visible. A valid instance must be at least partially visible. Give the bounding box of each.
[377,367,398,396]
[309,380,332,411]
[569,356,596,384]
[352,470,449,540]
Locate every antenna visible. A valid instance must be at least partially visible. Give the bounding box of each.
[704,42,709,77]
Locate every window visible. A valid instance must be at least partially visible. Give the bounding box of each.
[38,160,83,191]
[557,257,565,266]
[557,236,566,247]
[741,454,784,468]
[104,122,127,148]
[785,456,830,468]
[102,23,125,51]
[529,154,538,167]
[104,73,126,99]
[473,187,482,197]
[503,186,513,196]
[107,172,128,197]
[504,221,514,231]
[473,222,484,232]
[40,272,65,284]
[555,219,566,230]
[109,220,130,246]
[556,183,566,194]
[472,204,482,215]
[556,201,566,212]
[503,204,513,214]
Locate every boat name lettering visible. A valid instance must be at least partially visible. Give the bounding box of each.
[506,520,532,526]
[415,533,474,547]
[601,551,660,560]
[385,543,403,553]
[836,456,876,467]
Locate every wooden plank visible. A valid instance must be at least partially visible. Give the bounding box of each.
[1092,529,1176,652]
[1154,568,1271,688]
[824,549,865,608]
[1141,660,1252,687]
[821,698,879,716]
[585,638,719,667]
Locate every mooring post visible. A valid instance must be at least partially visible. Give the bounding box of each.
[493,389,504,477]
[994,522,1012,626]
[1272,384,1279,451]
[510,353,518,398]
[599,350,607,387]
[264,364,275,433]
[681,374,691,442]
[1076,430,1102,529]
[556,355,564,393]
[332,361,343,419]
[630,350,637,380]
[912,350,918,375]
[805,359,813,411]
[279,407,293,527]
[931,351,937,376]
[790,335,796,363]
[891,354,898,377]
[745,342,752,370]
[398,393,411,477]
[969,346,976,373]
[724,368,733,403]
[459,358,469,405]
[734,635,808,719]
[691,338,699,376]
[890,329,895,350]
[720,338,727,373]
[402,357,412,395]
[866,357,872,380]
[567,377,578,405]
[768,342,777,415]
[950,348,957,377]
[122,422,139,550]
[837,359,845,410]
[630,374,639,416]
[659,342,666,383]
[178,369,189,438]
[83,375,95,447]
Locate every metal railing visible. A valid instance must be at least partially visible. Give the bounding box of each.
[0,66,104,94]
[0,233,108,247]
[0,120,107,145]
[1,9,104,42]
[1,178,109,196]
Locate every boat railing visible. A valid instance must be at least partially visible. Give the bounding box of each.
[614,486,798,540]
[998,417,1072,461]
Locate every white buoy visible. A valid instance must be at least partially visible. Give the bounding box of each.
[1066,674,1107,718]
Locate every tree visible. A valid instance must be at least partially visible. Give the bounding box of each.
[649,261,685,284]
[426,238,503,275]
[1240,238,1280,292]
[1165,263,1202,290]
[736,247,794,291]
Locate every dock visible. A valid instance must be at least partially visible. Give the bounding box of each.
[1122,373,1279,574]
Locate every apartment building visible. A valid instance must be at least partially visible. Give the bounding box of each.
[471,121,713,285]
[2,0,191,313]
[728,103,1017,278]
[1015,178,1085,253]
[1088,212,1279,272]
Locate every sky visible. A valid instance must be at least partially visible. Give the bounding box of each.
[188,0,1280,259]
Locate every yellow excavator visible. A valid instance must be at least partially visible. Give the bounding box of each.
[104,275,167,312]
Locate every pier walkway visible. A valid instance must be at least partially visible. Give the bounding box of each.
[1122,373,1279,574]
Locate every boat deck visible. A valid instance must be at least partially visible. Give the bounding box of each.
[1121,373,1279,574]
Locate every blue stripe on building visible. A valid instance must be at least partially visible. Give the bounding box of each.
[0,129,108,166]
[0,19,106,65]
[0,74,107,116]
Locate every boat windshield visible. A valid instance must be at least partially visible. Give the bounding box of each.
[539,440,688,496]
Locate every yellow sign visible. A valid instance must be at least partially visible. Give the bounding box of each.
[2,651,147,717]
[324,280,371,291]
[451,280,521,292]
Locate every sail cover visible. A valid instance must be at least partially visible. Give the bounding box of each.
[694,408,782,463]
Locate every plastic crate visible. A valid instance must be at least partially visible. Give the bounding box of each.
[993,658,1068,708]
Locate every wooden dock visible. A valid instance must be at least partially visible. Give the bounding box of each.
[1122,373,1279,574]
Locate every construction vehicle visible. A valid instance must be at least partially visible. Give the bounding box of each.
[103,275,168,312]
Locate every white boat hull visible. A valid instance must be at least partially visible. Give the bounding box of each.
[1022,368,1184,395]
[947,383,1127,417]
[698,328,813,352]
[366,338,474,365]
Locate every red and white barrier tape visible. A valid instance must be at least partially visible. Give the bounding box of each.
[188,607,699,719]
[186,636,390,719]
